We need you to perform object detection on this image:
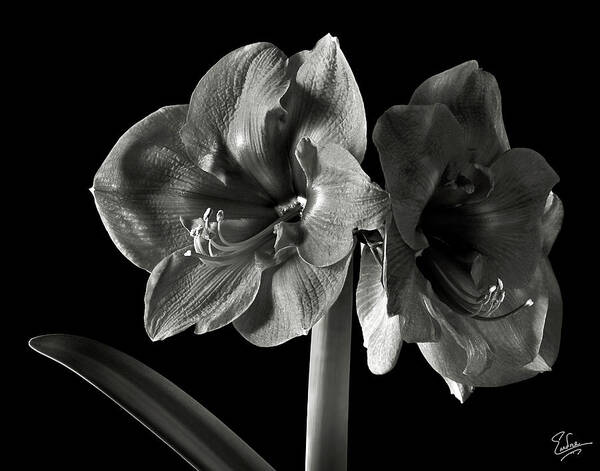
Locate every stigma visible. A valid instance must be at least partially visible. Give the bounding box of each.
[180,201,303,267]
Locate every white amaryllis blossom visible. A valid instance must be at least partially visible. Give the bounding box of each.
[93,35,389,344]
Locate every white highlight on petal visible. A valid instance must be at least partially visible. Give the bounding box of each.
[443,377,474,403]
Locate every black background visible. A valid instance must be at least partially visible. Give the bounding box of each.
[19,9,598,470]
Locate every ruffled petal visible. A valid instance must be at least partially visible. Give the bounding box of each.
[93,105,275,271]
[233,252,352,347]
[284,139,389,268]
[385,220,440,342]
[182,42,294,202]
[356,243,403,374]
[284,34,366,168]
[373,104,467,250]
[144,247,264,341]
[410,60,510,166]
[426,148,559,288]
[541,191,564,254]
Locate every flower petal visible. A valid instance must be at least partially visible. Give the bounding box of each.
[93,105,275,271]
[465,264,560,386]
[144,247,264,341]
[471,261,561,386]
[426,148,559,288]
[182,42,294,202]
[356,243,403,374]
[373,104,466,250]
[410,60,510,166]
[541,191,564,254]
[443,377,474,403]
[385,220,440,343]
[419,295,491,378]
[468,262,561,386]
[531,257,562,369]
[284,34,366,165]
[472,265,549,367]
[419,257,561,387]
[233,252,352,347]
[285,139,389,267]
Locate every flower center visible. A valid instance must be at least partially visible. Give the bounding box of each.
[181,200,304,267]
[418,249,533,321]
[414,164,534,322]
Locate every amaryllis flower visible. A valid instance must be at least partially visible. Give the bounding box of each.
[93,35,389,345]
[357,61,563,401]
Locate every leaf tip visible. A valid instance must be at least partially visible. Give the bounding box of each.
[28,334,59,355]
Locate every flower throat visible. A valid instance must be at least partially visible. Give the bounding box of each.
[418,249,534,322]
[181,199,304,267]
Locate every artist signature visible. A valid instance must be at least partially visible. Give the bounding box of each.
[551,431,593,461]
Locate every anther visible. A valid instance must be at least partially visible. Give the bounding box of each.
[473,298,534,322]
[184,203,303,267]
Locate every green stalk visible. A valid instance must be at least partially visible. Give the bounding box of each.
[305,258,353,471]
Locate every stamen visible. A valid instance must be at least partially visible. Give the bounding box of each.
[185,202,303,267]
[216,219,234,246]
[423,255,535,323]
[194,236,207,256]
[473,298,534,322]
[207,240,216,257]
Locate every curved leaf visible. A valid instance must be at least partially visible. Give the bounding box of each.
[29,334,275,471]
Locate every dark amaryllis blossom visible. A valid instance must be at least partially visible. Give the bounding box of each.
[93,35,389,345]
[357,61,563,400]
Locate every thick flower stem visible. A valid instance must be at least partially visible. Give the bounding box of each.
[305,258,353,471]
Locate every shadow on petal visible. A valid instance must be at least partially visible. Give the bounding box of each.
[374,103,466,250]
[93,105,275,272]
[426,148,559,287]
[182,42,295,202]
[385,220,440,343]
